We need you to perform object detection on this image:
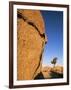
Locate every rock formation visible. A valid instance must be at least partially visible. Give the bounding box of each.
[17,9,47,80]
[42,66,63,79]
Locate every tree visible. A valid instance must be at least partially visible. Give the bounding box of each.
[51,57,58,68]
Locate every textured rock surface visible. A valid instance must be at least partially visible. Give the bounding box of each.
[42,66,63,79]
[17,9,47,80]
[42,66,52,79]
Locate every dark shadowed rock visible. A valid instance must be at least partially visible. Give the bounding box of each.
[34,72,44,79]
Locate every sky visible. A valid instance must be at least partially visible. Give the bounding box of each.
[41,10,63,66]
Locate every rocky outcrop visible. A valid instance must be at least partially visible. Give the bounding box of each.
[17,9,47,80]
[42,66,52,79]
[42,66,63,79]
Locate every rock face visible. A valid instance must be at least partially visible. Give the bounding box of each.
[17,9,47,80]
[42,66,63,79]
[42,66,52,79]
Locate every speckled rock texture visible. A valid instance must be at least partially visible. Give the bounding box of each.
[17,9,47,80]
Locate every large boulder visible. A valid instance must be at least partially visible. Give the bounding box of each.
[17,9,47,80]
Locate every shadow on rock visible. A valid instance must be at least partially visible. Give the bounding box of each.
[34,72,44,80]
[50,71,63,78]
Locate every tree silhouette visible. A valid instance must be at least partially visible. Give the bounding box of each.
[51,57,58,68]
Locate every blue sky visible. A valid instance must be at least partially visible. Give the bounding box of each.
[41,10,63,66]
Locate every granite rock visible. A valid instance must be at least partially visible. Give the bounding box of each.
[17,9,47,80]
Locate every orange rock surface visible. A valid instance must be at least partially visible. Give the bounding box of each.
[17,9,47,80]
